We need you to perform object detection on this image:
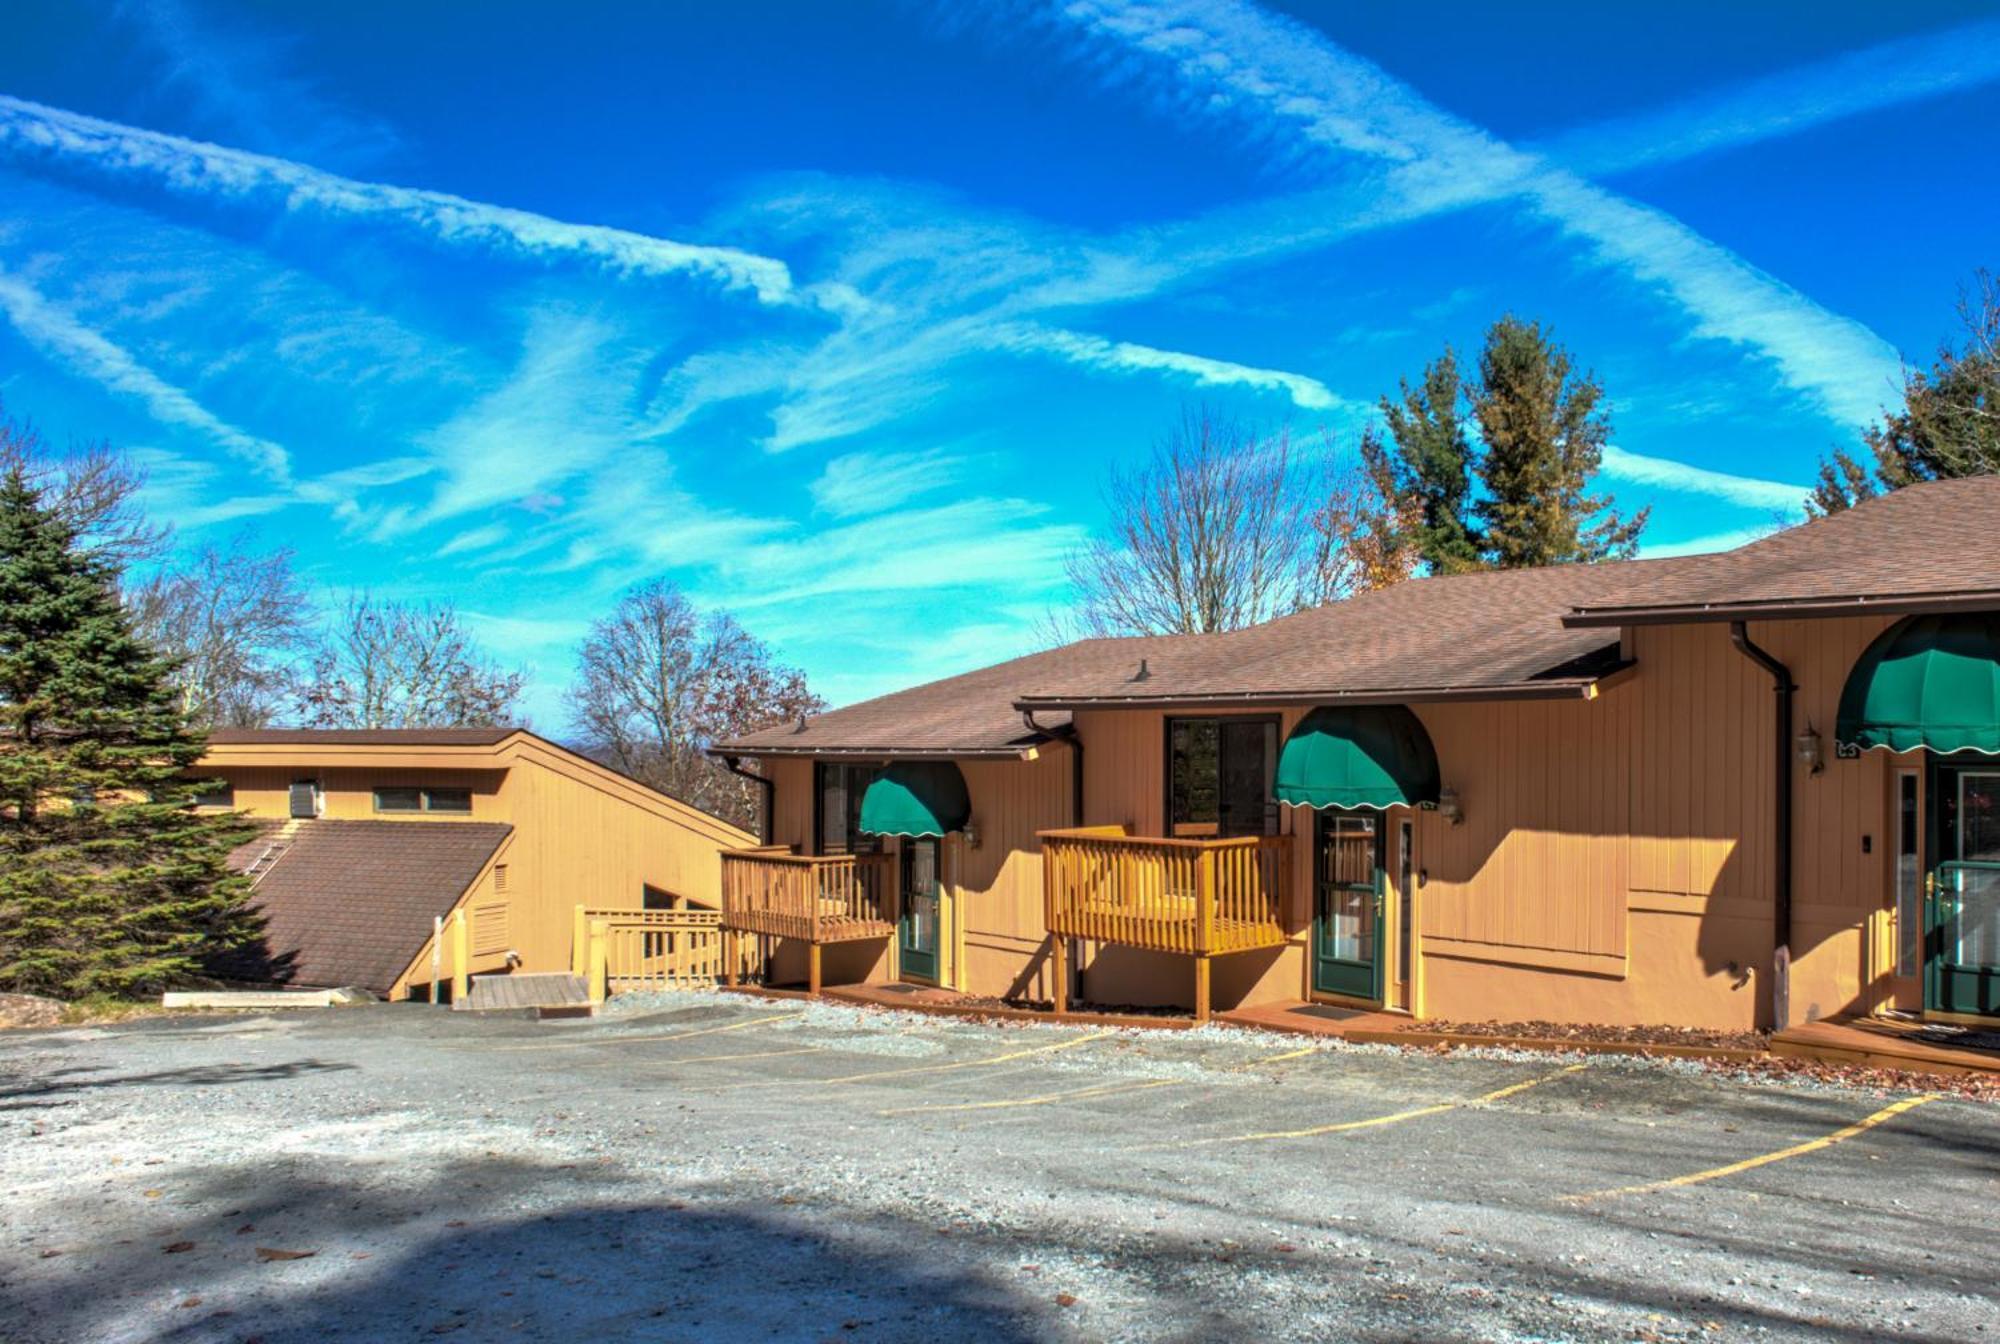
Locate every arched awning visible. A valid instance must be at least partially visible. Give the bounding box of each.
[1837,613,2000,755]
[858,761,972,837]
[1274,705,1441,810]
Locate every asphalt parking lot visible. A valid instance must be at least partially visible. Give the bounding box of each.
[1,994,1994,1343]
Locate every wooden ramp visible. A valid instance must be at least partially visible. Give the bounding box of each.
[1773,1016,2000,1077]
[458,972,593,1017]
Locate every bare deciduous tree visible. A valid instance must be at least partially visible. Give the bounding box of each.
[295,596,524,729]
[567,581,823,829]
[0,399,169,565]
[127,539,311,728]
[1060,411,1409,639]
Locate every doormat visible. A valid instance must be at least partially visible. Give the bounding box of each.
[1912,1025,2000,1052]
[874,983,925,995]
[1291,1004,1369,1022]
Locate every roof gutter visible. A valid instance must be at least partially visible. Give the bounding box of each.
[1022,709,1084,828]
[1566,590,2000,629]
[719,756,774,845]
[706,745,1038,762]
[1728,621,1795,1032]
[1010,674,1622,714]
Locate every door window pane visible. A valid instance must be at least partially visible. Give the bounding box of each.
[1323,815,1377,962]
[1895,773,1920,978]
[1953,774,2000,971]
[903,841,938,954]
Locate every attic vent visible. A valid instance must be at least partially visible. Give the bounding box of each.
[492,864,509,893]
[471,902,510,957]
[288,780,321,819]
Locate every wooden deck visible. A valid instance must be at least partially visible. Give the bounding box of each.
[718,848,897,994]
[1773,1015,2000,1077]
[1040,825,1290,1022]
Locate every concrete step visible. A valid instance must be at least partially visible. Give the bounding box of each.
[456,972,592,1015]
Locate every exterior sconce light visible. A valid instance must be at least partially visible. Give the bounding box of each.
[1438,785,1464,826]
[1795,726,1824,775]
[962,820,981,850]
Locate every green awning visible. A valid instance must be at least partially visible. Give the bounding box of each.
[857,761,971,837]
[1274,705,1441,810]
[1837,613,2000,754]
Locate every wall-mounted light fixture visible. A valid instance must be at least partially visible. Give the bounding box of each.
[962,819,981,850]
[1438,785,1464,826]
[1794,725,1824,775]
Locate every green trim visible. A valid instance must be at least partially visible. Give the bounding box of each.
[858,761,971,837]
[1837,613,2000,755]
[1275,705,1441,810]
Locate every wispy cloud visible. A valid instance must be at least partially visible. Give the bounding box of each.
[0,265,292,481]
[991,322,1347,411]
[0,94,799,306]
[1535,17,2000,177]
[810,446,966,518]
[1639,524,1783,559]
[1599,444,1808,514]
[1028,0,1904,429]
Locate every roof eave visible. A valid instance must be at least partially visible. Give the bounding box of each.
[1009,674,1620,713]
[706,743,1048,762]
[1564,590,2000,629]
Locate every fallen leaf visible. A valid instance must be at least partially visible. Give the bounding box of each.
[180,1297,202,1309]
[254,1247,316,1262]
[236,1224,255,1235]
[1055,1293,1078,1308]
[1387,1293,1409,1301]
[162,1241,195,1254]
[1273,1243,1297,1253]
[142,1189,163,1199]
[446,1220,467,1228]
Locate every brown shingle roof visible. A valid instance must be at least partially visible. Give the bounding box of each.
[1566,476,2000,625]
[207,727,518,746]
[719,480,2000,757]
[235,820,510,994]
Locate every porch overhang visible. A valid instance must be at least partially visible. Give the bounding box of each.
[1836,612,2000,755]
[858,761,971,837]
[1275,705,1441,810]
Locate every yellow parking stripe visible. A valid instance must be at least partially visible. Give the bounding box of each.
[1139,1063,1586,1150]
[1565,1093,1941,1202]
[485,1011,806,1052]
[881,1077,1179,1116]
[706,1028,1113,1092]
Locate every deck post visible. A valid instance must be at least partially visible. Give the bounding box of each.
[723,928,739,987]
[588,920,608,1005]
[1050,935,1069,1014]
[449,908,469,1003]
[1194,955,1212,1026]
[808,943,823,996]
[571,904,588,978]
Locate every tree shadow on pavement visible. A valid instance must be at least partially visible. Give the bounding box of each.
[0,1059,356,1106]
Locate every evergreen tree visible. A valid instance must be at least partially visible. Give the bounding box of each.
[1469,316,1647,566]
[0,468,255,998]
[1810,268,2000,513]
[1360,350,1484,574]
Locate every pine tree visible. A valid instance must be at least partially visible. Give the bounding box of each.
[1469,316,1647,566]
[1360,349,1485,574]
[0,468,255,998]
[1810,268,2000,514]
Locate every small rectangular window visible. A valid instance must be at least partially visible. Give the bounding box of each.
[374,787,423,813]
[424,788,473,814]
[192,781,234,808]
[1168,716,1277,837]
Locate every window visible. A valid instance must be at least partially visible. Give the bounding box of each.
[192,781,234,808]
[372,786,471,814]
[815,763,882,855]
[1167,717,1278,836]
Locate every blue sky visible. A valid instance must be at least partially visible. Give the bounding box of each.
[2,1,1997,726]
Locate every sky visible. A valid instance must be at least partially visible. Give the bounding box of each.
[1,1,1997,727]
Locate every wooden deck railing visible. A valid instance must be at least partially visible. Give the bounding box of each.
[718,848,897,944]
[584,908,764,991]
[1039,825,1290,1021]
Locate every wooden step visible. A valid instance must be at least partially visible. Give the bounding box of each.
[457,972,592,1014]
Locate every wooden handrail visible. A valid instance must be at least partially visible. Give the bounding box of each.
[718,848,896,944]
[1040,827,1289,958]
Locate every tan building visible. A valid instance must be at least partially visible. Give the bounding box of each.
[714,479,2000,1032]
[200,728,755,999]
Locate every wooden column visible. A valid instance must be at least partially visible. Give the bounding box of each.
[587,920,608,1005]
[449,908,470,1003]
[1194,955,1212,1026]
[1050,936,1069,1014]
[571,904,588,978]
[723,929,739,988]
[808,943,823,996]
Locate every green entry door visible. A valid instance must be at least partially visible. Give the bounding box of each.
[1313,811,1382,1000]
[1930,766,2000,1017]
[899,838,941,984]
